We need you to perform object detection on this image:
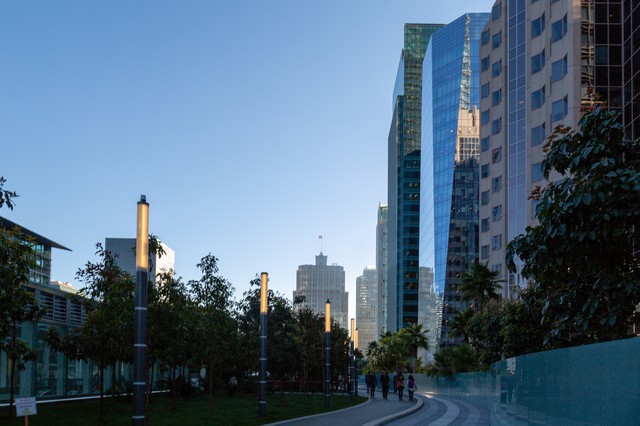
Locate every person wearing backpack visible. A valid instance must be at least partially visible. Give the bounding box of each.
[407,374,417,402]
[395,372,405,401]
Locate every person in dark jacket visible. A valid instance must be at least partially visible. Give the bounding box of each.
[380,370,390,399]
[395,372,405,401]
[368,372,377,399]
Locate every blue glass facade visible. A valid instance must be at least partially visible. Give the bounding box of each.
[420,14,489,354]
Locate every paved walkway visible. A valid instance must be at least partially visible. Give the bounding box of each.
[266,389,421,426]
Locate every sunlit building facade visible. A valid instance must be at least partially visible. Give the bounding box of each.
[105,237,175,284]
[356,266,377,351]
[376,204,388,337]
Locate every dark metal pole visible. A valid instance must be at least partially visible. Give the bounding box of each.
[354,328,359,397]
[259,273,268,418]
[133,195,149,426]
[324,299,331,408]
[350,339,354,401]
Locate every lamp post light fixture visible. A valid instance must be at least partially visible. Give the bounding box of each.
[350,318,355,401]
[324,299,331,408]
[259,272,268,418]
[354,327,359,397]
[133,195,149,426]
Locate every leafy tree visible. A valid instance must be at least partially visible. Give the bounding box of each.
[0,176,18,210]
[398,323,429,372]
[458,261,502,309]
[292,305,323,398]
[508,107,640,348]
[0,226,39,417]
[188,254,236,420]
[427,344,479,377]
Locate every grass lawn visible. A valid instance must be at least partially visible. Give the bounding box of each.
[2,392,367,425]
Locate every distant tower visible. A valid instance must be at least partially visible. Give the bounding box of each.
[105,238,175,284]
[356,266,377,351]
[376,204,388,337]
[293,252,348,330]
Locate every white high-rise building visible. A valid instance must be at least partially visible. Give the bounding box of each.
[105,238,175,283]
[356,266,377,351]
[293,253,349,330]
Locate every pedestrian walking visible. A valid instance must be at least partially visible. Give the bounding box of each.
[380,370,390,399]
[407,374,417,401]
[369,371,377,399]
[392,370,397,393]
[365,372,372,396]
[396,372,405,401]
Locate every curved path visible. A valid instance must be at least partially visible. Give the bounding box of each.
[384,393,490,426]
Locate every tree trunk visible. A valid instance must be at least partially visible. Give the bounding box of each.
[208,360,214,420]
[171,366,176,410]
[8,319,17,418]
[99,362,105,424]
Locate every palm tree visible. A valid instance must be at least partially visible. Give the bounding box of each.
[398,323,429,372]
[458,261,502,309]
[449,307,475,343]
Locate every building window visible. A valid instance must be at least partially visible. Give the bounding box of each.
[492,234,502,251]
[492,205,502,222]
[531,49,545,74]
[492,31,502,49]
[481,163,490,178]
[492,60,502,78]
[481,30,490,46]
[492,147,502,163]
[492,118,502,135]
[492,3,501,21]
[531,13,545,38]
[492,175,502,192]
[551,55,568,82]
[531,162,543,183]
[481,83,490,99]
[481,190,490,205]
[532,86,546,110]
[481,109,490,125]
[492,89,502,106]
[481,136,490,152]
[481,218,490,233]
[531,123,546,146]
[481,245,490,260]
[551,14,567,43]
[481,56,490,72]
[552,96,568,123]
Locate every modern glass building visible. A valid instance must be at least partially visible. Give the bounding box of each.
[388,23,444,332]
[419,14,489,354]
[375,204,388,338]
[105,237,175,284]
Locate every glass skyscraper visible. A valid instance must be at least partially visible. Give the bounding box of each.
[419,13,489,355]
[388,23,444,332]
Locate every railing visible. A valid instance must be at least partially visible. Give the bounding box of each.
[415,337,640,426]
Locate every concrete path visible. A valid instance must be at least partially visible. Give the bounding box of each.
[384,393,491,426]
[266,389,421,426]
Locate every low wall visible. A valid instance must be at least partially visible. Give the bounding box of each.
[414,337,640,426]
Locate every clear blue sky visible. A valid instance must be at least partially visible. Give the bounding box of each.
[1,0,495,318]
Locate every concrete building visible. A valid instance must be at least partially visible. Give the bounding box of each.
[105,237,175,283]
[478,0,638,297]
[293,252,348,330]
[420,13,488,355]
[388,23,444,332]
[356,266,377,351]
[376,204,388,337]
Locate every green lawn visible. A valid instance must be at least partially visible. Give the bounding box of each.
[2,392,367,425]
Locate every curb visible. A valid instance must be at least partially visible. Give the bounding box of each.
[363,397,423,426]
[264,397,372,426]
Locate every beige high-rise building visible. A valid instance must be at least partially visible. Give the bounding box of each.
[356,266,377,351]
[479,0,633,297]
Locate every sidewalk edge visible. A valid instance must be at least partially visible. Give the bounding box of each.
[363,397,423,426]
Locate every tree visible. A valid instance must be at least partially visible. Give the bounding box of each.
[508,107,640,348]
[458,261,502,310]
[0,176,18,210]
[398,323,429,372]
[189,254,236,421]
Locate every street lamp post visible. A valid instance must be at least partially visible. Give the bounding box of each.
[133,195,149,426]
[324,300,331,408]
[350,318,355,401]
[354,327,359,397]
[259,272,268,418]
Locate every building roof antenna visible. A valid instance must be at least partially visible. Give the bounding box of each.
[318,235,323,254]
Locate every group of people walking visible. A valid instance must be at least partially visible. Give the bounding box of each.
[364,370,417,402]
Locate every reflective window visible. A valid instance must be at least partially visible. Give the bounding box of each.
[551,15,568,43]
[492,147,502,163]
[492,89,502,106]
[532,86,545,110]
[492,234,502,251]
[552,96,568,122]
[531,49,545,74]
[492,60,502,78]
[531,162,543,183]
[482,56,490,72]
[492,118,502,135]
[481,218,490,233]
[492,205,502,222]
[492,175,502,192]
[481,245,489,259]
[481,30,490,46]
[492,31,502,49]
[481,136,490,152]
[532,13,545,38]
[481,190,490,205]
[481,109,490,125]
[492,3,502,21]
[531,123,546,146]
[481,83,490,99]
[551,55,568,82]
[481,163,490,178]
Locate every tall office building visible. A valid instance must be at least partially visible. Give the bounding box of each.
[376,204,388,337]
[105,238,175,284]
[356,266,377,351]
[479,0,638,297]
[293,253,348,330]
[420,14,489,354]
[388,23,444,332]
